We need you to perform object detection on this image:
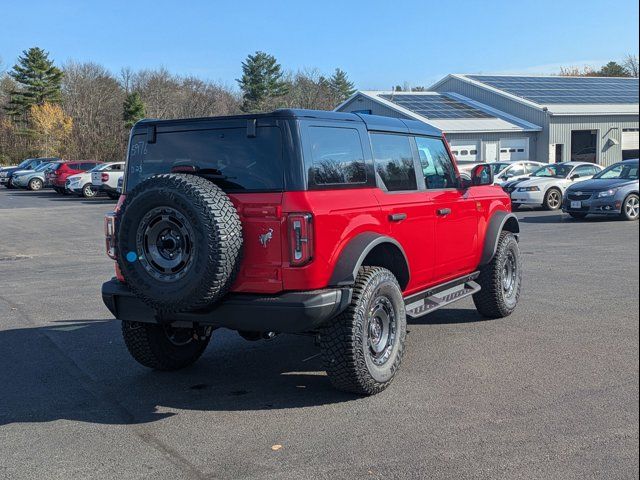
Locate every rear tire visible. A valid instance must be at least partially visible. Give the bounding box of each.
[621,194,639,221]
[320,266,406,395]
[568,212,588,220]
[543,188,562,210]
[121,320,211,370]
[473,231,522,319]
[28,178,44,191]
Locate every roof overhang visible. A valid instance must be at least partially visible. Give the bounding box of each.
[338,90,542,134]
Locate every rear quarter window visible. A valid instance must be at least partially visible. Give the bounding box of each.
[126,126,284,192]
[306,126,367,187]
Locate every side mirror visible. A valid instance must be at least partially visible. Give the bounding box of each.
[570,174,580,180]
[470,164,494,187]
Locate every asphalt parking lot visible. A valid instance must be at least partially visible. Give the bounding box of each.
[0,187,638,480]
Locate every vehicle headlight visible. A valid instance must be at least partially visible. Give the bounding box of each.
[597,189,618,198]
[518,186,540,192]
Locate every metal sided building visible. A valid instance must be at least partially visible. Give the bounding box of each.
[336,75,639,167]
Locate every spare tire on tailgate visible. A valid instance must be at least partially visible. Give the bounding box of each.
[116,174,243,312]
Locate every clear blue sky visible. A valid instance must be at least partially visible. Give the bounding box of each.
[1,0,638,90]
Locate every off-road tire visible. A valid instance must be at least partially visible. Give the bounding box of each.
[28,178,43,191]
[568,212,588,220]
[320,266,406,395]
[473,231,522,319]
[121,320,211,370]
[621,194,639,221]
[543,188,562,210]
[116,173,243,312]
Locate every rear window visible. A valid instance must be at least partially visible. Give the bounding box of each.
[126,127,284,192]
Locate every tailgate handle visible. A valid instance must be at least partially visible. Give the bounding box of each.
[436,208,452,217]
[388,213,407,222]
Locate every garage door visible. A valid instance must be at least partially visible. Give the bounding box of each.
[622,128,639,150]
[499,138,529,161]
[448,141,479,162]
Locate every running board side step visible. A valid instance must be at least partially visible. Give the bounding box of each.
[404,272,481,319]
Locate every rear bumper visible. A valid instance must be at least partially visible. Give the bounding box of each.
[101,278,352,333]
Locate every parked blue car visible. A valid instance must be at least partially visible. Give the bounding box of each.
[0,157,59,188]
[563,159,639,221]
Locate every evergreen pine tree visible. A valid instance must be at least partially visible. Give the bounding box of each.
[328,68,356,103]
[6,47,63,119]
[237,51,289,112]
[123,92,146,128]
[597,61,630,77]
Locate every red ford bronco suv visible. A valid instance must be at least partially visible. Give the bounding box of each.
[102,109,521,395]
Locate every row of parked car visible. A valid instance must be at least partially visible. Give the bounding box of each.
[0,157,124,198]
[460,159,639,221]
[2,155,638,221]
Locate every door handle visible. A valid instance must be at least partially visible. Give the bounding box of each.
[436,208,452,217]
[388,213,407,222]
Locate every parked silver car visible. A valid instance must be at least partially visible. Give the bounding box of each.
[505,162,603,210]
[11,162,60,190]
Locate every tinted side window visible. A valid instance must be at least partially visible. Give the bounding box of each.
[415,136,457,189]
[370,133,417,191]
[307,127,366,185]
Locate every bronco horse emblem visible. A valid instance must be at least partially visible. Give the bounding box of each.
[259,228,274,248]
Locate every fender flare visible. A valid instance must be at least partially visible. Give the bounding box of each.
[480,211,520,266]
[328,232,410,288]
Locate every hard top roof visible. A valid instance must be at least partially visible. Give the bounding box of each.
[135,108,442,137]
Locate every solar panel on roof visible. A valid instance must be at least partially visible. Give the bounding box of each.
[467,75,639,104]
[380,94,494,119]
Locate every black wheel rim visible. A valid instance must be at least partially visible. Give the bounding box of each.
[626,197,639,219]
[163,325,194,346]
[366,294,397,366]
[135,206,195,282]
[502,250,518,299]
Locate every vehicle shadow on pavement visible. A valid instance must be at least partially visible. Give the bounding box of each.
[0,320,358,427]
[6,190,117,205]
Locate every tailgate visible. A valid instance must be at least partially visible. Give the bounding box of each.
[228,193,284,293]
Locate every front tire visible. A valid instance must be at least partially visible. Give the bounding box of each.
[28,178,43,191]
[81,183,97,198]
[473,231,522,319]
[621,194,639,221]
[543,188,562,210]
[121,320,211,370]
[320,266,406,395]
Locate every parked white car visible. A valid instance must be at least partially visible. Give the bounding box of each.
[491,160,545,186]
[66,163,106,198]
[505,162,604,210]
[91,162,125,199]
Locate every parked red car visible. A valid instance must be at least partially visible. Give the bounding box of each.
[47,160,102,194]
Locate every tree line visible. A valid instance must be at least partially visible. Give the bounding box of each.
[0,48,356,165]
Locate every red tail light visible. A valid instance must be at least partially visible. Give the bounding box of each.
[101,173,109,182]
[288,213,313,266]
